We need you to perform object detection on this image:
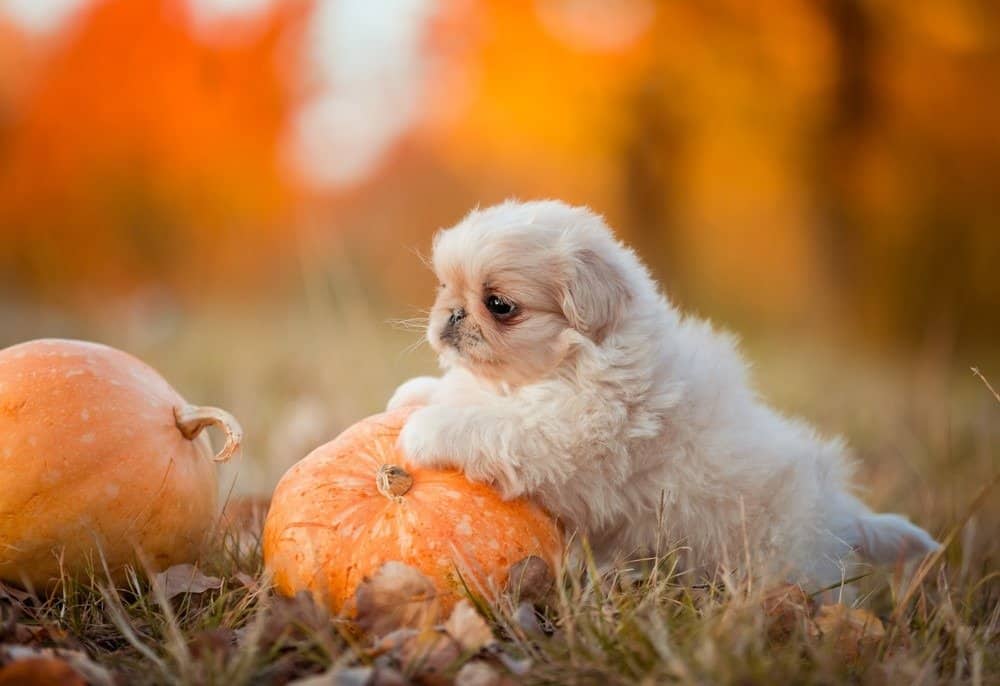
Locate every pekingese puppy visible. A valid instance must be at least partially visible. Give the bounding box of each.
[390,200,938,587]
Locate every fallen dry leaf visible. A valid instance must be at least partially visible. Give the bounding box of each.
[504,556,553,604]
[0,657,85,686]
[287,665,374,686]
[0,604,70,649]
[761,583,815,642]
[454,660,519,686]
[0,645,114,686]
[152,564,222,601]
[512,602,554,639]
[370,627,461,686]
[512,602,542,636]
[810,604,886,660]
[371,628,419,657]
[399,631,462,686]
[247,591,336,651]
[354,562,440,636]
[495,652,532,677]
[443,600,495,652]
[370,665,407,686]
[10,624,70,647]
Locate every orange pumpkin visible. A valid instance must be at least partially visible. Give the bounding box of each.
[0,339,242,588]
[262,408,563,615]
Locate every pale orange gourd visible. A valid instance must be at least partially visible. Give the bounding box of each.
[262,408,563,615]
[0,339,242,588]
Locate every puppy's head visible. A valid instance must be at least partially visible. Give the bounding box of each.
[426,200,633,385]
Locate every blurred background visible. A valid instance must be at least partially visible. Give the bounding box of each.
[0,0,996,518]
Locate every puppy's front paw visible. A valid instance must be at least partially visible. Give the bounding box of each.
[387,376,441,411]
[397,405,457,468]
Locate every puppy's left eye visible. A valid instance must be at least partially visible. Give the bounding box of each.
[484,294,516,319]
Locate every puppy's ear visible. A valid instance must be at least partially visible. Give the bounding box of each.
[560,248,630,341]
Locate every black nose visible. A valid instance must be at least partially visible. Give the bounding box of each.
[448,308,466,326]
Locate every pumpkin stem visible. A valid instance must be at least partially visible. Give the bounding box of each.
[376,464,413,498]
[174,405,244,463]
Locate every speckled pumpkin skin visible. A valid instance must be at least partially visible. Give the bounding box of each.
[0,339,217,588]
[262,408,563,614]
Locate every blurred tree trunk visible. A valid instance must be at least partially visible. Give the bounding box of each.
[811,0,873,331]
[621,76,685,296]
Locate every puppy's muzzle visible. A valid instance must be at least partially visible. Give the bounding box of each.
[440,307,466,346]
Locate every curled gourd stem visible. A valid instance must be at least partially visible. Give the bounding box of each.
[376,464,413,498]
[174,404,243,463]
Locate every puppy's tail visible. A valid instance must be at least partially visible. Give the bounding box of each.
[843,508,940,565]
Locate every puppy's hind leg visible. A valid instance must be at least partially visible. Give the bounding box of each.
[848,511,940,564]
[832,494,940,566]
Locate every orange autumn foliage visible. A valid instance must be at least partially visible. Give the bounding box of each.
[418,0,1000,340]
[1,0,997,344]
[0,0,311,296]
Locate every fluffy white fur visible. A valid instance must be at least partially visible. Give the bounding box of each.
[390,200,938,587]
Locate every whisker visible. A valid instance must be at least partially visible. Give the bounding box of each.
[408,246,433,271]
[397,336,429,359]
[386,317,430,332]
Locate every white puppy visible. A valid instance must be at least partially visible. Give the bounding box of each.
[390,200,938,587]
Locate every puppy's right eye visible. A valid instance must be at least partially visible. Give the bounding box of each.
[484,294,516,319]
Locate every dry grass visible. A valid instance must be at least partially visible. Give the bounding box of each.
[0,287,997,684]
